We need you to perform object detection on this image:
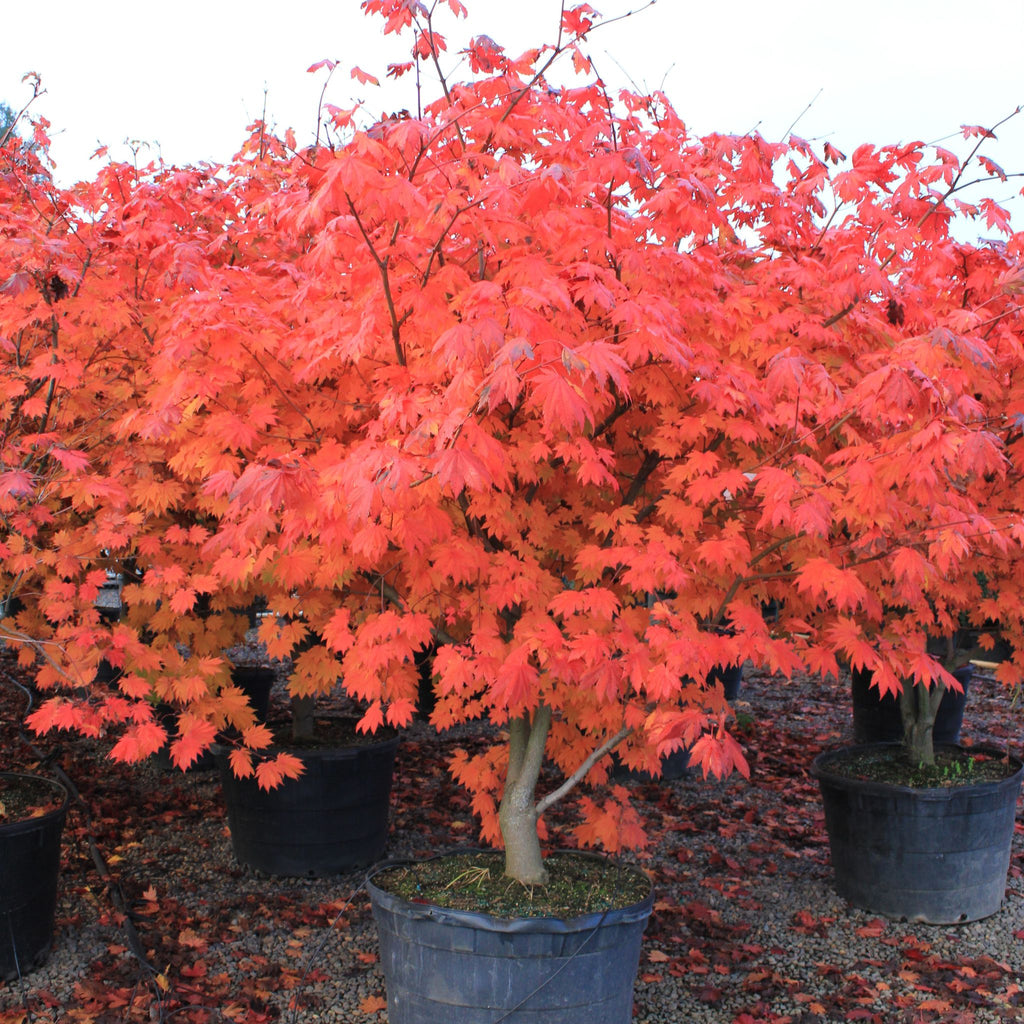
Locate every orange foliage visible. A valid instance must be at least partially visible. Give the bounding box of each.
[4,0,1024,859]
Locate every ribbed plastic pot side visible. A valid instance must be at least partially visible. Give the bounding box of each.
[811,744,1023,924]
[367,851,654,1024]
[0,773,70,980]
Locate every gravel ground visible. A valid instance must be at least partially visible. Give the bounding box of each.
[2,663,1023,1024]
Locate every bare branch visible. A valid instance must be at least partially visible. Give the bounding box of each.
[536,724,633,816]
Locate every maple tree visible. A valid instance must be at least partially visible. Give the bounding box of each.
[5,0,1024,885]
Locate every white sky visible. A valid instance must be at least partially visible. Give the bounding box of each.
[3,0,1023,228]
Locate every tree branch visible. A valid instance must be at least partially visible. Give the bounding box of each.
[345,194,407,366]
[536,723,633,816]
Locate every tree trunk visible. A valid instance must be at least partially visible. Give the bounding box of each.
[899,679,945,765]
[498,705,552,885]
[290,628,321,742]
[291,694,316,742]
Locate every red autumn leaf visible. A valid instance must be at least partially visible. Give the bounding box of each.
[917,999,953,1012]
[562,5,596,36]
[978,153,1008,181]
[170,718,218,771]
[351,66,380,86]
[48,446,90,473]
[357,700,385,734]
[855,919,887,938]
[961,123,997,140]
[169,586,197,615]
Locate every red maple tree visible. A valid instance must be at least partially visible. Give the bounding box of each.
[7,1,1023,884]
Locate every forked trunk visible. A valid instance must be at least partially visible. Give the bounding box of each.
[498,706,552,886]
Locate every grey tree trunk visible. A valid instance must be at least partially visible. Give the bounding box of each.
[899,679,945,765]
[498,706,552,885]
[291,694,316,742]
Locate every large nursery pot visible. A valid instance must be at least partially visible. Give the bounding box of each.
[811,744,1023,924]
[0,773,70,980]
[215,719,399,876]
[367,851,653,1024]
[851,665,973,745]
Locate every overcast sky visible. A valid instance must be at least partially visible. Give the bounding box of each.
[3,0,1022,227]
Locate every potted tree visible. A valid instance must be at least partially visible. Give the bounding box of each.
[0,89,401,878]
[0,111,142,976]
[152,3,1021,1014]
[814,639,1024,923]
[212,630,401,877]
[810,232,1024,923]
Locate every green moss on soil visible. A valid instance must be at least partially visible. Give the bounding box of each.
[372,851,651,919]
[831,746,1017,787]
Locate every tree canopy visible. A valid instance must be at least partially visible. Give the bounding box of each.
[5,0,1023,882]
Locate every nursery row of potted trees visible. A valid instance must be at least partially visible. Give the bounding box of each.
[3,0,1024,1016]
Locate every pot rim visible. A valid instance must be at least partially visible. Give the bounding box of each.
[367,847,654,931]
[810,742,1024,799]
[212,726,401,764]
[0,771,70,833]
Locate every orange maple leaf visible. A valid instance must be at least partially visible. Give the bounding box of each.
[358,994,387,1015]
[255,752,305,791]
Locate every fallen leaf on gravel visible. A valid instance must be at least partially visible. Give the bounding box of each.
[855,919,886,938]
[359,994,387,1015]
[918,999,952,1012]
[178,928,207,949]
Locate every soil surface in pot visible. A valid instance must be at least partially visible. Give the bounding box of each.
[373,850,650,919]
[266,716,398,750]
[0,773,65,824]
[826,745,1017,787]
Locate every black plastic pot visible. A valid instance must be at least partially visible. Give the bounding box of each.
[228,665,275,723]
[367,852,653,1024]
[811,744,1023,923]
[851,665,972,744]
[0,773,70,980]
[215,729,399,876]
[709,662,743,702]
